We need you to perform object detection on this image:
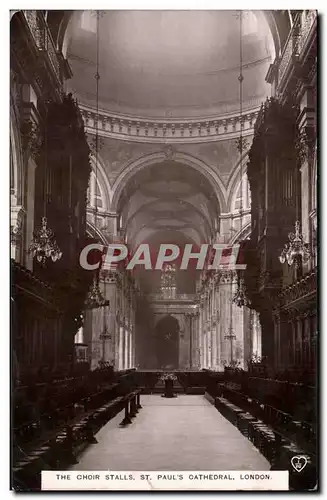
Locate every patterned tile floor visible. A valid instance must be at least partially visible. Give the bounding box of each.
[71,395,269,471]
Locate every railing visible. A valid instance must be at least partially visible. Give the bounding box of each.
[80,105,260,143]
[23,11,61,84]
[278,269,317,306]
[148,293,196,302]
[278,10,317,88]
[297,10,318,55]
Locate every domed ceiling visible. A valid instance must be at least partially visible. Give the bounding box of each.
[65,10,274,119]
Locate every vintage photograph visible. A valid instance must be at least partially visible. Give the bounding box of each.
[10,9,318,492]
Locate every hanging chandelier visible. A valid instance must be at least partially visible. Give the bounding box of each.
[279,220,311,268]
[83,11,108,311]
[232,276,249,307]
[232,10,249,308]
[29,216,62,264]
[100,322,111,338]
[29,98,62,265]
[84,276,109,309]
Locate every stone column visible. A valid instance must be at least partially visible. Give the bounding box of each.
[185,312,195,369]
[87,307,103,370]
[298,87,316,273]
[195,311,201,368]
[124,324,129,369]
[203,292,208,367]
[209,285,213,369]
[205,291,210,368]
[129,329,133,368]
[19,86,39,269]
[118,326,124,370]
[251,310,262,358]
[114,272,122,368]
[199,294,205,368]
[231,277,244,368]
[131,293,136,367]
[211,281,218,370]
[11,205,25,264]
[191,312,199,369]
[100,268,119,367]
[218,271,236,366]
[273,310,281,372]
[23,157,38,270]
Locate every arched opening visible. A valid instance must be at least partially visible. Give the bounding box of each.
[155,315,180,370]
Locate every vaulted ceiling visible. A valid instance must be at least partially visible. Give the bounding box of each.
[117,161,219,249]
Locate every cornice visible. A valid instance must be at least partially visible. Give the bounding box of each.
[79,104,259,144]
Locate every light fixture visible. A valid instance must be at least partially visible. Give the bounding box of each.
[224,326,236,364]
[84,276,109,309]
[232,276,249,307]
[279,220,311,268]
[232,10,249,307]
[29,216,62,264]
[29,101,62,265]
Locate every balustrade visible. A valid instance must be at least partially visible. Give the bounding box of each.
[278,10,317,88]
[23,11,61,84]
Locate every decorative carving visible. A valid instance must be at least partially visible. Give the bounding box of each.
[216,269,237,284]
[295,127,316,164]
[278,269,317,307]
[84,277,108,309]
[164,144,174,160]
[20,120,42,159]
[80,105,259,144]
[29,216,62,264]
[235,136,249,154]
[88,135,104,156]
[11,219,23,245]
[23,11,61,84]
[279,220,311,268]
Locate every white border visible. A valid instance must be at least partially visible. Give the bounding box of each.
[2,3,325,499]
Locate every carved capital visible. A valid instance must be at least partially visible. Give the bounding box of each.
[295,127,316,164]
[217,269,237,284]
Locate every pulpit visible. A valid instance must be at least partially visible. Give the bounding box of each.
[161,373,177,398]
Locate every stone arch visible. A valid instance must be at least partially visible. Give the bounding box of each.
[228,173,251,215]
[226,151,250,211]
[110,150,227,214]
[228,221,252,245]
[88,154,113,210]
[154,313,182,370]
[154,313,186,334]
[86,220,110,245]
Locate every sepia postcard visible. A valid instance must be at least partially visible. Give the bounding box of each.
[10,7,318,492]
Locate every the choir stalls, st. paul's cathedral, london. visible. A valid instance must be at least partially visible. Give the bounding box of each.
[10,10,318,492]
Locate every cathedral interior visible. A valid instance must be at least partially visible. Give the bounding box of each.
[11,10,318,491]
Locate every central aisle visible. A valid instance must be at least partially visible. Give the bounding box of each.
[72,395,269,471]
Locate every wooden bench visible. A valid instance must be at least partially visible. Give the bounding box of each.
[120,390,142,427]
